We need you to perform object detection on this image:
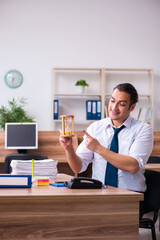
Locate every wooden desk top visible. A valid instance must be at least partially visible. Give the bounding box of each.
[145,163,160,172]
[0,174,143,240]
[0,174,143,201]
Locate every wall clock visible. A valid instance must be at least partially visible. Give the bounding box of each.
[4,70,23,88]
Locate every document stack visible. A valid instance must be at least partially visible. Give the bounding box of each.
[10,159,58,179]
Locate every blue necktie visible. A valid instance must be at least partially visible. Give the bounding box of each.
[105,125,125,187]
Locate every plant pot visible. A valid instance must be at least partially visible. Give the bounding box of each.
[77,86,85,94]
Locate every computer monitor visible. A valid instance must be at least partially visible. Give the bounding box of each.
[5,122,38,153]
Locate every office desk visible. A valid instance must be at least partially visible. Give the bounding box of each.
[0,174,143,240]
[145,163,160,172]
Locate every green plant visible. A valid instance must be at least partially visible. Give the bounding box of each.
[75,79,89,87]
[0,97,35,130]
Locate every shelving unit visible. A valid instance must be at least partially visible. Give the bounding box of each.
[51,68,154,130]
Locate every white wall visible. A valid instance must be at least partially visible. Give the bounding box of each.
[0,0,160,130]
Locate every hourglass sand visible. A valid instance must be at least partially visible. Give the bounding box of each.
[60,115,75,137]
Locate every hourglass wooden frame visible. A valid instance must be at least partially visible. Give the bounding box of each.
[60,115,75,137]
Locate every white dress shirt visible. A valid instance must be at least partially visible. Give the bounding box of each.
[76,115,153,192]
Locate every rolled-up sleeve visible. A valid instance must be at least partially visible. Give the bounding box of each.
[128,123,153,168]
[76,125,95,173]
[76,139,93,172]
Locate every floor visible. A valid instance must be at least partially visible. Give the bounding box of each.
[139,213,160,240]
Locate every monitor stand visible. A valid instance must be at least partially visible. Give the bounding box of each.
[17,149,27,154]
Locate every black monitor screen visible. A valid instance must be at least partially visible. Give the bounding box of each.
[5,123,38,149]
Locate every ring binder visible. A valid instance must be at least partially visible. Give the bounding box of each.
[54,100,59,120]
[0,174,32,188]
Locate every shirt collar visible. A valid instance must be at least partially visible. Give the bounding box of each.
[107,115,132,129]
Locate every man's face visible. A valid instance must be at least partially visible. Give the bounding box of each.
[108,88,136,127]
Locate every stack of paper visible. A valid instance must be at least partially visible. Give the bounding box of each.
[10,159,58,179]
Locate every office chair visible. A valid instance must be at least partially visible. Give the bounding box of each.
[4,154,48,173]
[147,155,160,232]
[139,170,160,240]
[148,156,160,163]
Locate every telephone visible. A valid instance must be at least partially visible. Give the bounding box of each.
[65,177,103,189]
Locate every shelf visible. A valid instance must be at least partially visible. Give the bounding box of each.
[54,119,95,124]
[52,68,154,130]
[104,94,152,98]
[53,67,153,72]
[53,67,102,71]
[54,93,101,97]
[103,68,153,72]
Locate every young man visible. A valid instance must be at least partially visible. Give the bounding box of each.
[59,83,153,192]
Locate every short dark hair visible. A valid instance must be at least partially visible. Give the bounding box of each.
[113,83,138,106]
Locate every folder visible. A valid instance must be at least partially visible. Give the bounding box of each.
[96,100,101,120]
[104,105,108,118]
[54,99,59,119]
[92,100,97,120]
[138,107,152,122]
[0,174,32,188]
[86,100,92,120]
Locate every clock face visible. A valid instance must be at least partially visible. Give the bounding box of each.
[4,70,23,88]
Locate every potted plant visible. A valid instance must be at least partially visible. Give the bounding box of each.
[0,97,35,130]
[75,79,89,94]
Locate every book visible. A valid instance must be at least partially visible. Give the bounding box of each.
[54,99,59,119]
[138,107,152,122]
[145,108,152,122]
[104,105,108,118]
[0,174,32,188]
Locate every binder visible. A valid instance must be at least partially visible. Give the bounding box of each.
[92,100,97,120]
[138,107,152,122]
[86,100,92,120]
[86,100,101,120]
[104,105,108,118]
[0,174,32,188]
[96,100,101,120]
[145,108,152,122]
[54,100,59,119]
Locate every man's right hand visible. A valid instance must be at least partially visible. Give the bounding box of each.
[59,130,73,151]
[59,135,73,150]
[59,130,82,173]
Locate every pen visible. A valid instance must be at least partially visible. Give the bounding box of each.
[32,159,34,177]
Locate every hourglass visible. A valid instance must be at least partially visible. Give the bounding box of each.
[60,115,75,137]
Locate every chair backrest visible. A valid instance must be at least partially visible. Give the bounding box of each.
[143,170,160,214]
[147,156,160,163]
[4,154,48,173]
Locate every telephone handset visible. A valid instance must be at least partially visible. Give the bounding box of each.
[65,177,103,189]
